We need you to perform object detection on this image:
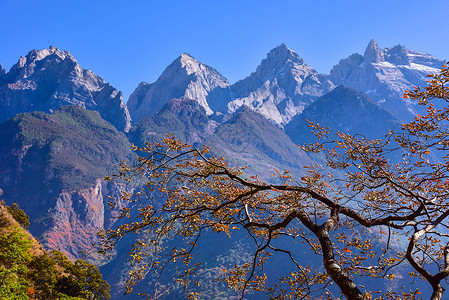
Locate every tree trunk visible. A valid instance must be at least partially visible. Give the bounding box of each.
[318,228,365,300]
[431,284,445,300]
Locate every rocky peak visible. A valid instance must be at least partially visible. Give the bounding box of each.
[254,43,310,82]
[127,53,231,122]
[178,53,203,74]
[363,39,384,63]
[265,43,305,67]
[229,44,333,125]
[384,44,410,65]
[0,47,131,132]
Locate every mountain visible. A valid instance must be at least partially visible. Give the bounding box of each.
[329,40,445,121]
[0,106,135,259]
[129,97,311,180]
[0,47,131,132]
[205,105,311,178]
[228,43,335,125]
[127,54,231,122]
[285,85,399,145]
[128,98,217,147]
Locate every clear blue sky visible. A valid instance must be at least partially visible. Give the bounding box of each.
[0,0,448,101]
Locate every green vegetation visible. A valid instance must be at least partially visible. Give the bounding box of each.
[0,202,110,299]
[7,203,30,229]
[0,105,135,192]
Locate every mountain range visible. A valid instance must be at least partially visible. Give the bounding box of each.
[0,40,445,298]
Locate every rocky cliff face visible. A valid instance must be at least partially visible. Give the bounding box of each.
[44,179,126,260]
[0,106,135,259]
[329,40,445,121]
[127,54,231,122]
[229,44,334,125]
[0,47,131,132]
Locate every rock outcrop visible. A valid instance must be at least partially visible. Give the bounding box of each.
[0,47,131,132]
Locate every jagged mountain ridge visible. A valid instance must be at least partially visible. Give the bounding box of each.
[127,41,444,126]
[330,39,446,120]
[0,47,131,132]
[129,97,311,180]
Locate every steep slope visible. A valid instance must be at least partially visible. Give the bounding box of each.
[0,106,135,259]
[285,85,399,145]
[127,54,231,122]
[0,47,131,132]
[229,44,334,125]
[0,201,110,299]
[330,40,445,121]
[205,105,311,179]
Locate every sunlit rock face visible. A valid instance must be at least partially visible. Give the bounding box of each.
[330,40,446,121]
[127,53,231,122]
[228,43,334,125]
[0,46,131,132]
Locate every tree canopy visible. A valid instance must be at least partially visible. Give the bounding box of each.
[101,65,449,299]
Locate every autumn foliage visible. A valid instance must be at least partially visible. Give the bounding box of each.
[101,65,449,299]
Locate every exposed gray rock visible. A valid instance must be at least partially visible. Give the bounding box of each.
[0,64,6,76]
[127,54,231,122]
[0,47,131,131]
[228,44,334,125]
[330,40,446,121]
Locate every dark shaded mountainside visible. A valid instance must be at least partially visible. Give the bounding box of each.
[285,85,400,145]
[0,41,445,298]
